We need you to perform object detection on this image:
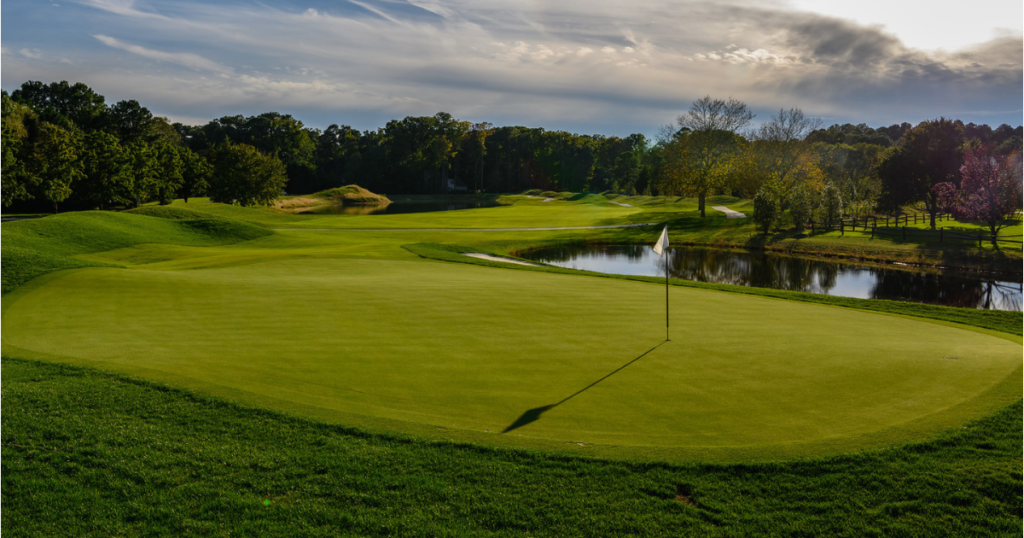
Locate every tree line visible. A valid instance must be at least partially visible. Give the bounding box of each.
[3,80,1022,219]
[650,97,1021,239]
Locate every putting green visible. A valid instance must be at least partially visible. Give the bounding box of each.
[2,234,1020,461]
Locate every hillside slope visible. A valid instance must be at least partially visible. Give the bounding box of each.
[2,208,272,295]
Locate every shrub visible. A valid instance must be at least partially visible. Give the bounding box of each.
[752,188,778,234]
[789,186,813,232]
[818,182,843,227]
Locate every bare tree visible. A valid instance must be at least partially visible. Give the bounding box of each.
[746,108,823,204]
[667,96,755,217]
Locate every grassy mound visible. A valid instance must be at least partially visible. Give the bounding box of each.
[311,185,390,204]
[124,206,215,220]
[1,210,272,295]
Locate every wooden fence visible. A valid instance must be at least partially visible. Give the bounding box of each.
[809,213,1023,246]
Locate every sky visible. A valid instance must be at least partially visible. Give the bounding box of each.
[2,0,1022,137]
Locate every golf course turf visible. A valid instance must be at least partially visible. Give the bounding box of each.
[2,195,1022,536]
[2,198,1020,462]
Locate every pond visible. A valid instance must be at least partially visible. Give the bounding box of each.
[524,244,1022,311]
[300,200,502,215]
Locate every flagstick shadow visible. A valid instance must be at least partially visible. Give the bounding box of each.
[501,341,667,434]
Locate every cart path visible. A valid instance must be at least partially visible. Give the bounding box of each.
[462,253,544,266]
[272,222,660,232]
[711,206,746,218]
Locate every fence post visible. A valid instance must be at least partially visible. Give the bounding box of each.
[840,220,844,235]
[871,225,875,239]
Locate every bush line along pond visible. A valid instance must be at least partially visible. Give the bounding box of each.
[525,244,1023,311]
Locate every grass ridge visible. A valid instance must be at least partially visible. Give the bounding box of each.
[2,209,273,295]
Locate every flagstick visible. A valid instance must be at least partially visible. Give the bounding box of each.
[664,251,670,341]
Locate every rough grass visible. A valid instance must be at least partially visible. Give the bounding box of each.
[2,357,1021,537]
[311,184,390,204]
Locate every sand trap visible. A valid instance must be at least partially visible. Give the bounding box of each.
[463,253,543,266]
[610,201,633,207]
[712,205,746,218]
[542,198,555,202]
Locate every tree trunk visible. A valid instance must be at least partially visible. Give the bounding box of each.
[926,192,937,229]
[699,194,706,217]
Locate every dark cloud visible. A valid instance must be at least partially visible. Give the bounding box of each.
[1,0,1019,134]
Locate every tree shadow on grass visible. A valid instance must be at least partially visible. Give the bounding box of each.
[502,341,666,433]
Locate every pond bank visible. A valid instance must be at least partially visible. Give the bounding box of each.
[522,243,1022,311]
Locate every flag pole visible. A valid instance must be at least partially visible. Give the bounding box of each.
[664,247,669,341]
[654,225,670,341]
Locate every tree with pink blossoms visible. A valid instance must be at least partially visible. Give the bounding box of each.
[933,146,1023,246]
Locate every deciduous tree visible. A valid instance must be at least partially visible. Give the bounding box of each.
[11,80,107,131]
[178,147,211,203]
[207,142,288,207]
[664,96,754,216]
[934,147,1023,244]
[79,131,129,209]
[877,118,964,228]
[748,108,823,204]
[752,188,778,234]
[29,123,85,213]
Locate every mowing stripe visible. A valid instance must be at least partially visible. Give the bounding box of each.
[270,223,660,232]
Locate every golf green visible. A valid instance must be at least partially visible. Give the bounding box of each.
[2,231,1020,461]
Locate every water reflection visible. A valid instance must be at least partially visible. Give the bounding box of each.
[300,201,501,215]
[526,245,1022,311]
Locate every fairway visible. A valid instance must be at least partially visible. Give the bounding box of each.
[3,223,1020,461]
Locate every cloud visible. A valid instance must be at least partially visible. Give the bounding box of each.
[2,0,1018,133]
[93,35,230,73]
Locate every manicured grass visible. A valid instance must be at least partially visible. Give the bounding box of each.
[0,210,271,295]
[408,243,1024,336]
[3,357,1021,537]
[3,211,1020,461]
[3,198,1022,535]
[151,195,1021,273]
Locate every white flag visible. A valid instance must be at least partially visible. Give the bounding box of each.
[653,226,669,256]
